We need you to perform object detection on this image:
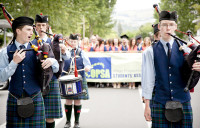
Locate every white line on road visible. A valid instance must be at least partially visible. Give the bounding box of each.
[0,123,6,128]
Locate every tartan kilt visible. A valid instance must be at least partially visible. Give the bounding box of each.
[151,101,193,128]
[6,91,45,128]
[62,76,89,100]
[43,79,63,118]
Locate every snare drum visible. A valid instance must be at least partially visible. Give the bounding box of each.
[59,75,83,97]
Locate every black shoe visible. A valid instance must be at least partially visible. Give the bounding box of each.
[74,122,80,128]
[64,121,71,128]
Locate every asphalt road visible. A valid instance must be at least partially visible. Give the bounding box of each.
[0,84,200,128]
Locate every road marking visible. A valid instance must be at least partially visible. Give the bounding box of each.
[0,123,6,128]
[138,87,151,128]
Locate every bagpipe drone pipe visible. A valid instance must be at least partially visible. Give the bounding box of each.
[153,4,200,91]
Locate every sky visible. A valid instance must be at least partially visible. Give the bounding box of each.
[114,0,161,12]
[112,0,161,32]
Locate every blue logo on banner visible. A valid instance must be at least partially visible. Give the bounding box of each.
[85,57,111,79]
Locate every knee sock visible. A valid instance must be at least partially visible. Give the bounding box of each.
[74,105,82,123]
[65,104,73,122]
[46,122,55,128]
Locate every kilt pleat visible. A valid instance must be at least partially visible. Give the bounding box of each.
[43,79,63,118]
[6,91,45,128]
[62,76,89,100]
[151,101,193,128]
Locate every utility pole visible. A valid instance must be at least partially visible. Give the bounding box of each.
[82,15,85,38]
[3,28,6,47]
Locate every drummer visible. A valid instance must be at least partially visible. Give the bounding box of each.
[61,34,91,128]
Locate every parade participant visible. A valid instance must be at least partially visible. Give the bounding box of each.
[142,37,151,51]
[80,37,89,52]
[136,35,143,51]
[0,16,59,127]
[94,37,105,52]
[88,35,97,52]
[151,24,160,46]
[120,34,129,51]
[62,34,91,128]
[111,38,121,52]
[128,38,137,51]
[34,13,63,128]
[142,11,193,127]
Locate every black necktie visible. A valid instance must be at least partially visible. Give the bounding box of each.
[19,45,25,50]
[166,43,171,60]
[71,50,75,57]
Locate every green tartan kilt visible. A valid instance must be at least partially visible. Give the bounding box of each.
[6,91,45,128]
[151,101,193,128]
[61,76,89,100]
[43,79,63,119]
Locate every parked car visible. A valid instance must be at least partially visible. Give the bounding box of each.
[0,80,9,90]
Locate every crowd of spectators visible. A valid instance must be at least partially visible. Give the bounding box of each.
[64,34,152,89]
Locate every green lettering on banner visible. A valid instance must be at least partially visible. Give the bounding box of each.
[100,70,105,78]
[96,69,101,78]
[105,69,110,78]
[91,69,95,78]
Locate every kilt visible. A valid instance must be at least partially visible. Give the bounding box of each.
[6,91,45,128]
[43,79,63,118]
[151,101,193,128]
[62,76,89,100]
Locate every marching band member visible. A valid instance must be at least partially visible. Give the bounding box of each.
[0,16,59,128]
[142,11,193,127]
[62,34,91,128]
[33,13,63,128]
[151,24,161,46]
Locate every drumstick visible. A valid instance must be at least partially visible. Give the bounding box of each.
[77,69,85,72]
[62,70,69,74]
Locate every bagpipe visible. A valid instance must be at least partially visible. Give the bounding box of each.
[0,3,54,96]
[153,4,200,91]
[41,31,74,78]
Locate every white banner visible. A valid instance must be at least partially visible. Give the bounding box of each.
[85,52,142,82]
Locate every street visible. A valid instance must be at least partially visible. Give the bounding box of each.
[0,84,200,128]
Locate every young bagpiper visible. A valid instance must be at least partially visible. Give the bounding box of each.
[142,11,193,127]
[0,16,59,127]
[33,13,63,128]
[62,34,91,128]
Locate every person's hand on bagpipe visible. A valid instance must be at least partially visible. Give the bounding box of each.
[13,50,26,64]
[192,60,200,72]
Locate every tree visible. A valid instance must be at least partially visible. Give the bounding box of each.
[122,23,153,39]
[0,0,116,38]
[155,0,200,38]
[117,21,123,36]
[192,4,200,31]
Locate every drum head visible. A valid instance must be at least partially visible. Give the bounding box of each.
[59,75,82,83]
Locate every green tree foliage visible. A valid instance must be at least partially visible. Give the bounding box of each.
[123,23,153,39]
[155,0,200,38]
[192,4,200,31]
[0,0,116,38]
